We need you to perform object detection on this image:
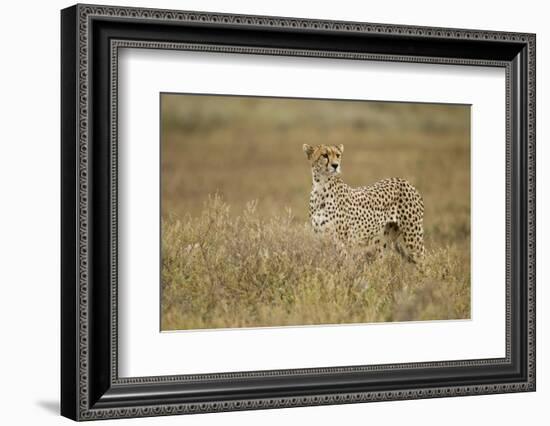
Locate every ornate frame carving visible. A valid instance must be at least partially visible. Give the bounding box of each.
[61,4,535,421]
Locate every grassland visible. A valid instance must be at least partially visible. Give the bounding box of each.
[161,95,471,330]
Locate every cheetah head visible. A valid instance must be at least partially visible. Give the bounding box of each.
[303,144,344,176]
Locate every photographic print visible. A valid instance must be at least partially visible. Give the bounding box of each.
[160,94,471,331]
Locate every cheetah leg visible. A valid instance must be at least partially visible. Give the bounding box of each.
[335,239,350,258]
[371,237,384,259]
[399,221,425,264]
[328,228,351,258]
[394,240,408,259]
[382,222,401,257]
[366,231,393,259]
[379,221,415,262]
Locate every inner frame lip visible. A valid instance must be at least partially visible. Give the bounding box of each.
[109,38,511,387]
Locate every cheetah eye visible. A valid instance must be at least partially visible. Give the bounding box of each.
[336,153,341,158]
[322,153,328,159]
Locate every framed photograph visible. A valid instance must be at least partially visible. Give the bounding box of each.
[61,4,536,421]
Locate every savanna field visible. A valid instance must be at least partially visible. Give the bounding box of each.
[161,95,471,330]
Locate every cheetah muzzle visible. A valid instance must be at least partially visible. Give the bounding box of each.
[303,143,425,263]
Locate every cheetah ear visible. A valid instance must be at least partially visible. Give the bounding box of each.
[337,144,344,153]
[303,144,314,160]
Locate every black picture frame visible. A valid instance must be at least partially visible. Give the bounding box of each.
[61,3,536,421]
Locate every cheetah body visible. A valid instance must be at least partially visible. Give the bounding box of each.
[304,144,425,262]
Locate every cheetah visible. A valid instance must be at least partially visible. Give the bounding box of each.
[303,143,425,263]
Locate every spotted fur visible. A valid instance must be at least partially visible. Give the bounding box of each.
[303,143,425,263]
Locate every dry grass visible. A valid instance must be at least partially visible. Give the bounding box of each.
[160,94,471,330]
[161,197,470,330]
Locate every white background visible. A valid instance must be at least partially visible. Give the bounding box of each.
[119,50,505,376]
[0,0,547,425]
